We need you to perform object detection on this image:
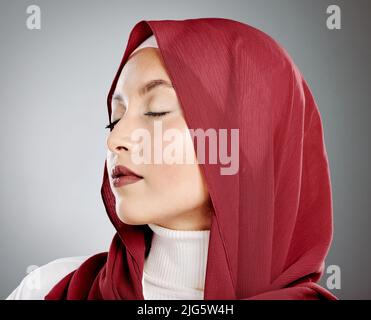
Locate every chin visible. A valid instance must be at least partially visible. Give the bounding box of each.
[116,206,148,225]
[117,212,141,225]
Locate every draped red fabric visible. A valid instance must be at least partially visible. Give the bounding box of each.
[44,18,338,300]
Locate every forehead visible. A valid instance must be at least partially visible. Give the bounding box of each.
[116,48,170,92]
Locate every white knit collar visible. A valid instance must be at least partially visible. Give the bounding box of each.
[142,223,210,299]
[148,223,210,241]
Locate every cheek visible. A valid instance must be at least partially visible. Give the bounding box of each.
[147,116,198,188]
[151,116,207,198]
[147,162,209,210]
[138,115,209,209]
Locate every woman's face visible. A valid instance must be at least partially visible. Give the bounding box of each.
[106,47,213,230]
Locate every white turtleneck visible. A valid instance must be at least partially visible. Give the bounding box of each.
[6,224,210,300]
[142,223,210,300]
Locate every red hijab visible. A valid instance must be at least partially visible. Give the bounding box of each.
[45,18,338,300]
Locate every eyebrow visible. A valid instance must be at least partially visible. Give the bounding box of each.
[112,79,174,102]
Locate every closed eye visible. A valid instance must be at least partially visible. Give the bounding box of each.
[105,111,170,130]
[105,119,120,130]
[144,111,170,117]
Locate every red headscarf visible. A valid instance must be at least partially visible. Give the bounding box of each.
[45,18,338,300]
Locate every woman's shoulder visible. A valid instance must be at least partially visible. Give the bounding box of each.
[6,255,90,300]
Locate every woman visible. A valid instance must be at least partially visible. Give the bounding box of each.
[7,17,338,300]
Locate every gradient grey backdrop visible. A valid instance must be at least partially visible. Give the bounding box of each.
[1,0,370,299]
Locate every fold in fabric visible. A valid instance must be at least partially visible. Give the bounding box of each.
[45,18,338,300]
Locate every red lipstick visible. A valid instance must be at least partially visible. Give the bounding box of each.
[111,165,143,188]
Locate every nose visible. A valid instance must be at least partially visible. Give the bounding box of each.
[106,128,136,155]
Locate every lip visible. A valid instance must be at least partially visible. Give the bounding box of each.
[111,165,143,188]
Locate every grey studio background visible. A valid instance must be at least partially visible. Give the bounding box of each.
[0,0,370,300]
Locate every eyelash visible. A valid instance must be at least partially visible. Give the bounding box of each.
[104,111,170,130]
